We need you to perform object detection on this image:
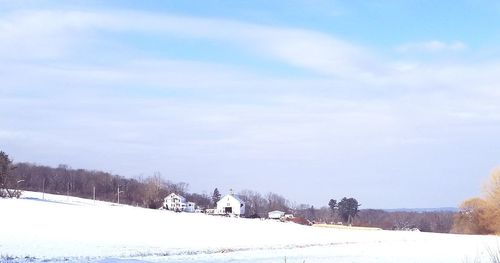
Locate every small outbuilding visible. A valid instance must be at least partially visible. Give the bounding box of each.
[268,210,286,219]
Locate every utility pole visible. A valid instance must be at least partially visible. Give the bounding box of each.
[93,186,96,204]
[16,180,24,191]
[42,178,45,200]
[15,179,24,196]
[67,182,70,200]
[117,185,124,205]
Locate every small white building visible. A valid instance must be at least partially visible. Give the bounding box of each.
[216,193,245,217]
[163,193,196,212]
[268,210,285,219]
[184,201,196,212]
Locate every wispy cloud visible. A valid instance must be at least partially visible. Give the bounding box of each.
[395,40,466,53]
[2,9,499,149]
[0,10,376,77]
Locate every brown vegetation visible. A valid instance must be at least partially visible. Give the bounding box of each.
[453,168,500,235]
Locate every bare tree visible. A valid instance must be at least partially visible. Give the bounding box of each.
[239,189,268,217]
[142,172,165,208]
[266,192,290,213]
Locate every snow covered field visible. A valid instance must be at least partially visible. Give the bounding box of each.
[1,191,499,263]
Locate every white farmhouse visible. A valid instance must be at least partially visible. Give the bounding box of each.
[216,193,245,217]
[268,210,285,219]
[163,193,196,212]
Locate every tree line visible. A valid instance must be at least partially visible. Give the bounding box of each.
[2,150,458,233]
[0,151,293,216]
[290,198,454,232]
[1,150,362,225]
[1,151,199,208]
[357,209,454,233]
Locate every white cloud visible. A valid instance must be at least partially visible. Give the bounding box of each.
[395,40,466,53]
[1,9,498,135]
[0,10,375,78]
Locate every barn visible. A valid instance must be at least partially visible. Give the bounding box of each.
[216,193,245,217]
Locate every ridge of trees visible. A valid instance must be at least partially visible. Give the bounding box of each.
[9,161,199,208]
[1,150,457,233]
[357,209,454,233]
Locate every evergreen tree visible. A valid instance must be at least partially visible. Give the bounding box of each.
[212,187,221,207]
[0,151,21,198]
[308,205,316,221]
[328,199,337,220]
[338,197,360,225]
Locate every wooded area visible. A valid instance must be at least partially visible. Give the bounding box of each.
[1,150,460,233]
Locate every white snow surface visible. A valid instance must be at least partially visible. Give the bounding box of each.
[1,191,499,263]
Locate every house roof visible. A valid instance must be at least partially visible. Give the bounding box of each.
[232,194,245,204]
[166,193,186,201]
[217,194,245,205]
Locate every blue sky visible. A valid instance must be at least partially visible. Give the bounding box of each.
[1,1,500,208]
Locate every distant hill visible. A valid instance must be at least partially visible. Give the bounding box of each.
[382,207,458,213]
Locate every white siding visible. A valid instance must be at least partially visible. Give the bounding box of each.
[185,202,196,213]
[268,210,285,219]
[216,194,245,216]
[163,193,195,212]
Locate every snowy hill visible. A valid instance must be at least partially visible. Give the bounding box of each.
[1,191,499,263]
